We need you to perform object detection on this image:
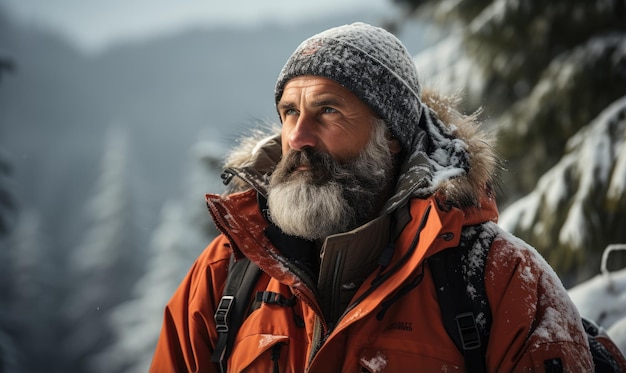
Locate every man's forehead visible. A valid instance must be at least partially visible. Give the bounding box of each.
[282,75,344,90]
[280,76,355,103]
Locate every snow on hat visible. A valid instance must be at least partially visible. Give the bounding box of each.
[275,22,423,151]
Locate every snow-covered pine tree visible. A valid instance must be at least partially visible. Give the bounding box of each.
[0,147,19,373]
[62,126,143,373]
[392,0,626,282]
[6,209,72,373]
[500,97,626,285]
[91,135,226,373]
[396,0,625,197]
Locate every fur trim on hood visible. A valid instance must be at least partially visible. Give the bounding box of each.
[221,89,499,213]
[424,90,499,207]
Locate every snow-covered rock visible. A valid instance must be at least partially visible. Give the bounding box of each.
[568,244,626,353]
[608,316,626,355]
[569,268,626,330]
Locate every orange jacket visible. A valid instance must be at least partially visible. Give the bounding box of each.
[149,188,593,372]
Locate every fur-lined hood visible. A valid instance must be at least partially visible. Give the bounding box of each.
[221,89,498,214]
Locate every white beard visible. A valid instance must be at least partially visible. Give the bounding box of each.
[267,178,352,240]
[267,120,394,240]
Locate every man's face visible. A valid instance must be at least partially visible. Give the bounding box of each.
[277,76,377,163]
[268,76,396,240]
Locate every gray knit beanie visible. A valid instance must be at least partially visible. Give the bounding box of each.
[275,22,423,151]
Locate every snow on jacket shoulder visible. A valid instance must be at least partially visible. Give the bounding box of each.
[149,89,593,372]
[485,230,593,371]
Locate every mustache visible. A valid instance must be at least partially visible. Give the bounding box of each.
[275,148,338,183]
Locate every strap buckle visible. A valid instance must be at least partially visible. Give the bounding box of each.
[456,312,481,350]
[214,296,235,333]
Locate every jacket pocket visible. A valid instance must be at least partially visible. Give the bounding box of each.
[228,333,289,372]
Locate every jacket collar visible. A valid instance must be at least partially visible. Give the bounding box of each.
[206,186,498,329]
[206,188,393,323]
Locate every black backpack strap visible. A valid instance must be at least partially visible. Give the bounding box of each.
[211,255,263,373]
[429,224,495,373]
[583,317,626,373]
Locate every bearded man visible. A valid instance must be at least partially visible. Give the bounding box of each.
[150,23,593,372]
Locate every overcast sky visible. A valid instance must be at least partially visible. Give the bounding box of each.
[0,0,397,53]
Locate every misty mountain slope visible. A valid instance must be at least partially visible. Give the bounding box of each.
[0,12,411,255]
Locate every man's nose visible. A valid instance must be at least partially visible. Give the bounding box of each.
[288,114,318,151]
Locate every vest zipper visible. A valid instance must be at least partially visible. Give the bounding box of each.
[328,249,344,324]
[333,205,432,328]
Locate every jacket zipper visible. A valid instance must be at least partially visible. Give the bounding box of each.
[271,343,283,373]
[304,205,432,371]
[307,316,325,369]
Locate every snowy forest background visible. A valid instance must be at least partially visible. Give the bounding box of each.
[0,0,625,372]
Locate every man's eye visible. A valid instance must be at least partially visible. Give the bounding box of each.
[285,108,299,116]
[322,107,338,114]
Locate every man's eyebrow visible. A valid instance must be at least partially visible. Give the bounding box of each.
[277,102,296,111]
[277,96,345,111]
[311,97,344,108]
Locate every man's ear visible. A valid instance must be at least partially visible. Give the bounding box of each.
[388,138,402,155]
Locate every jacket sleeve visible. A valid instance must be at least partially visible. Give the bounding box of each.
[484,235,594,372]
[149,236,231,373]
